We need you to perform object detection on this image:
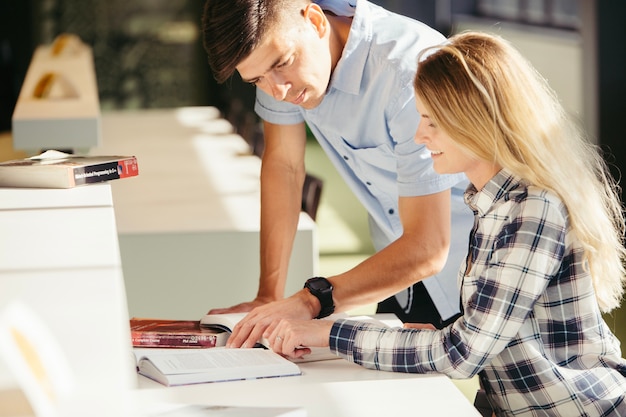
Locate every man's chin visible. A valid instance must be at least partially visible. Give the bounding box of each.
[299,96,323,110]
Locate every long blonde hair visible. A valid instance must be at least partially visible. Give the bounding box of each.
[414,31,626,312]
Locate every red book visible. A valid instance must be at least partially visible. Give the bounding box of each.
[0,150,139,188]
[130,318,228,348]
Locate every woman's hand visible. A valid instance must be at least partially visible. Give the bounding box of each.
[266,319,334,359]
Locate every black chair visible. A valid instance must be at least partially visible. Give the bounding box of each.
[250,125,265,158]
[301,173,323,221]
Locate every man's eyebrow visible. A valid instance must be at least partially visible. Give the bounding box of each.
[241,57,282,83]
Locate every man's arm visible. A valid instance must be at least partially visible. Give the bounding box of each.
[329,191,451,312]
[226,190,453,347]
[207,120,308,314]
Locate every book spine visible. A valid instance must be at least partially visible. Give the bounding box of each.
[131,332,220,348]
[72,157,139,186]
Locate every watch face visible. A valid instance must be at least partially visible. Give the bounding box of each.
[307,278,331,291]
[305,277,334,319]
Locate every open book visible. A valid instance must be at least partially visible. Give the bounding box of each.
[199,313,402,363]
[200,313,340,363]
[135,348,301,387]
[135,313,402,386]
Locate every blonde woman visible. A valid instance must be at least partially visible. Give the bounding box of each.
[266,32,626,416]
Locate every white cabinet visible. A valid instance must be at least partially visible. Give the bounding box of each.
[0,184,136,416]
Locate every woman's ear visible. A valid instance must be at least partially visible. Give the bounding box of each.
[303,3,328,38]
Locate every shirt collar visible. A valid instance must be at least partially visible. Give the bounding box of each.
[314,0,357,17]
[464,169,525,216]
[322,0,371,95]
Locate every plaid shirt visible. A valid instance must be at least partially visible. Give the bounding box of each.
[330,169,626,416]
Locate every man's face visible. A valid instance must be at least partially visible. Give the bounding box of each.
[236,5,333,110]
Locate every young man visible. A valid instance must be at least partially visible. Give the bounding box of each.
[201,0,473,346]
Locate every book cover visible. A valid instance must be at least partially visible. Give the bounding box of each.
[130,318,229,349]
[136,348,301,386]
[0,150,139,189]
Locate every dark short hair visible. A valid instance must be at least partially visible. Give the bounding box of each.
[202,0,310,83]
[202,0,274,83]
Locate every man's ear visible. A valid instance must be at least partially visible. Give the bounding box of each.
[303,3,328,38]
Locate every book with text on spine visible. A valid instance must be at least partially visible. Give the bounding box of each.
[130,318,229,349]
[0,150,138,188]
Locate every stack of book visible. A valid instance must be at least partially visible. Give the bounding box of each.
[130,318,228,349]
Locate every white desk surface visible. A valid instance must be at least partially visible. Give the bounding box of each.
[135,358,481,417]
[91,107,317,319]
[1,360,480,417]
[95,107,315,234]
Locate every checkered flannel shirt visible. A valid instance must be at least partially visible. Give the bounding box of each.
[330,169,626,416]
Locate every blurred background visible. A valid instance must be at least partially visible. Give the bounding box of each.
[1,0,625,344]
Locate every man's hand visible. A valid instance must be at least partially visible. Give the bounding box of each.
[207,296,273,315]
[225,289,318,348]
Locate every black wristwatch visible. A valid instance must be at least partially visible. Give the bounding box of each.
[304,277,335,319]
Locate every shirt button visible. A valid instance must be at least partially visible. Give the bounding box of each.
[388,208,395,215]
[343,155,349,160]
[366,181,371,186]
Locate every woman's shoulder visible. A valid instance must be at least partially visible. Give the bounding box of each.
[509,184,568,225]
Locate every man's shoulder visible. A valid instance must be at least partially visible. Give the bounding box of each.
[364,1,445,46]
[360,4,445,73]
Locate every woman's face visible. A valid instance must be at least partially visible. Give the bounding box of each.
[413,95,499,190]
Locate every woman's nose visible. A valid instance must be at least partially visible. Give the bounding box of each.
[414,122,428,145]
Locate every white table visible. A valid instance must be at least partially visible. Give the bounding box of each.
[0,184,137,417]
[135,359,481,417]
[93,108,318,320]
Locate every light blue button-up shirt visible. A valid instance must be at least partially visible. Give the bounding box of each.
[254,0,474,320]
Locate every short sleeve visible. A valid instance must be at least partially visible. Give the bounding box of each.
[254,88,305,125]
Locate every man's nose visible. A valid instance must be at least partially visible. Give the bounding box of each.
[267,73,290,101]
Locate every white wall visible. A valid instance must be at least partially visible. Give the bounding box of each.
[453,18,586,134]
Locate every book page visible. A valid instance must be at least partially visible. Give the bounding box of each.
[200,313,268,348]
[136,348,301,386]
[200,313,245,333]
[139,348,298,374]
[138,348,295,374]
